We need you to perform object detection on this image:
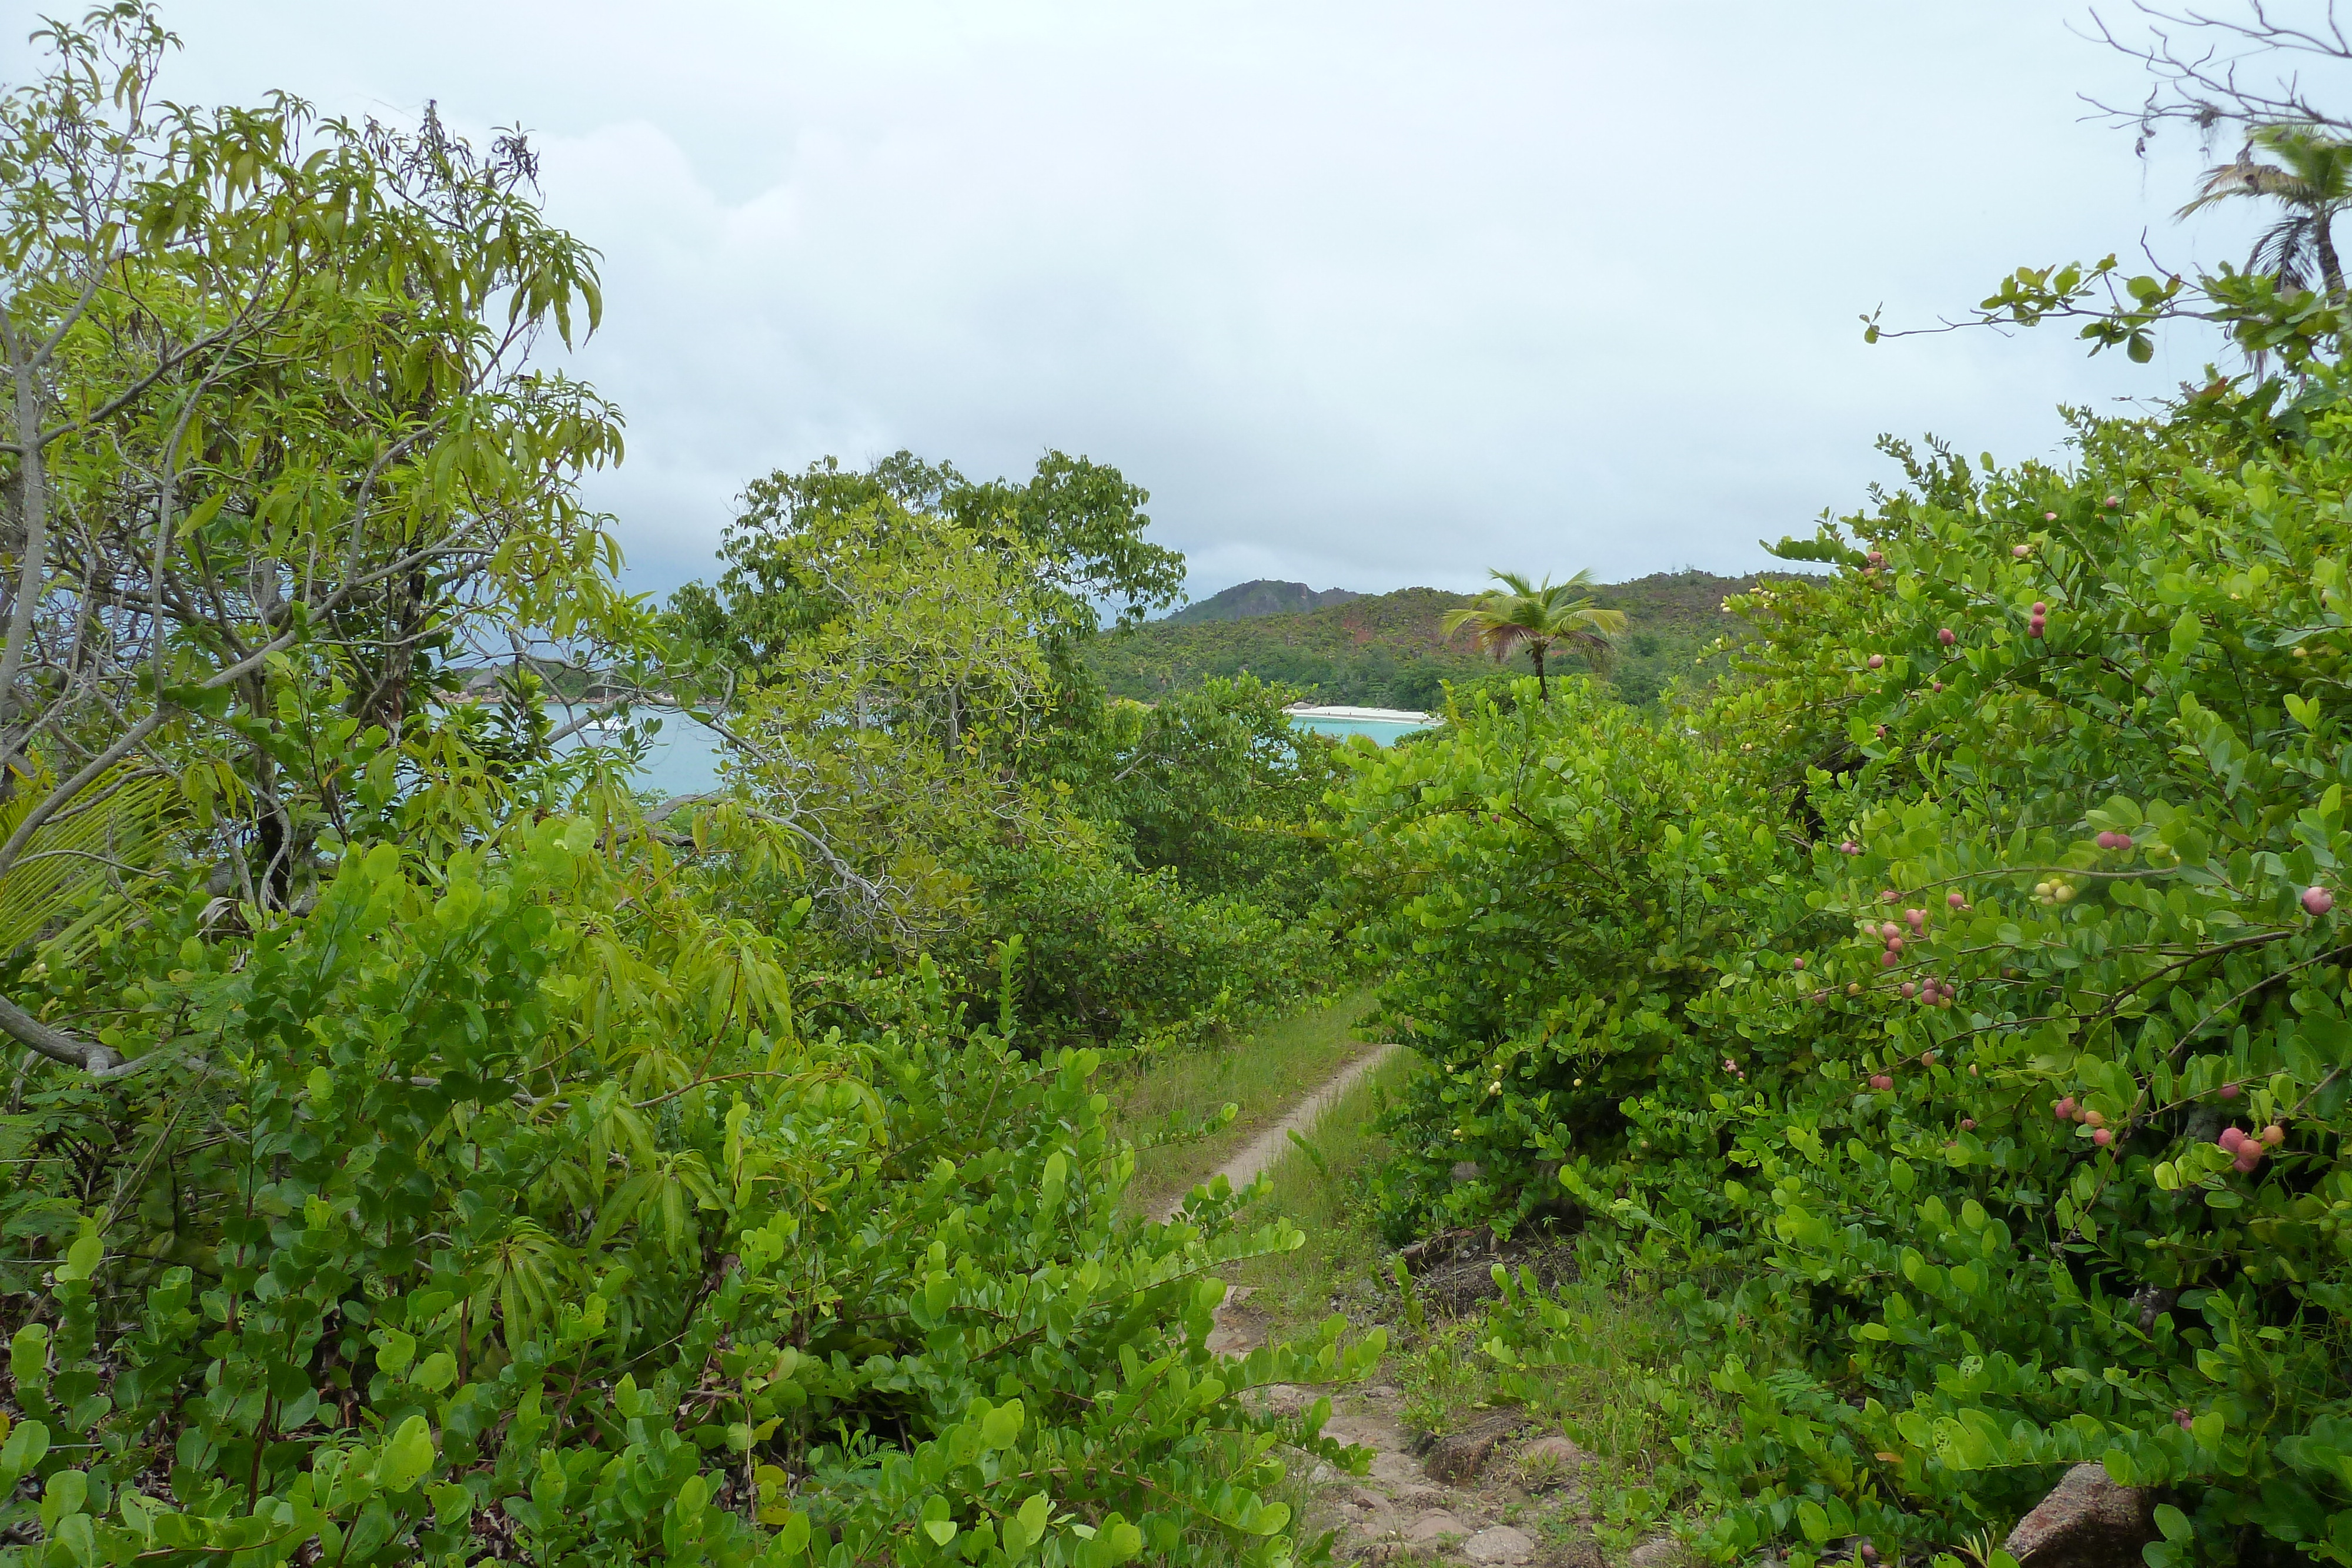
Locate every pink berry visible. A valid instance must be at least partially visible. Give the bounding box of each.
[1906,908,1926,928]
[1882,890,1900,902]
[2093,1128,2113,1146]
[1861,1543,1879,1562]
[1901,981,1917,998]
[2029,623,2045,638]
[1887,936,1905,954]
[1937,627,1956,646]
[2304,886,2334,917]
[2234,1149,2263,1174]
[1792,956,1806,970]
[1932,680,1944,691]
[2174,1409,2193,1430]
[2032,602,2047,616]
[2219,1126,2246,1152]
[1867,551,1885,566]
[2105,496,2120,507]
[2261,1124,2285,1147]
[1880,951,1898,968]
[2220,1082,2241,1100]
[2043,511,2057,521]
[1961,1118,1977,1130]
[1947,892,1966,908]
[1880,921,1900,940]
[1869,1074,1894,1091]
[1867,653,1884,669]
[1840,841,1860,854]
[2053,1096,2076,1120]
[1875,724,1888,738]
[2012,544,2032,558]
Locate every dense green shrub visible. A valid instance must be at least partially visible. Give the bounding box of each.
[1332,678,1796,1235]
[0,820,1379,1565]
[1343,394,2352,1564]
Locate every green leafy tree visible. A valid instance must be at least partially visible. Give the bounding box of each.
[0,5,630,1072]
[1439,570,1627,701]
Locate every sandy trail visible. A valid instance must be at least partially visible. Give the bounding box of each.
[1157,1041,1401,1223]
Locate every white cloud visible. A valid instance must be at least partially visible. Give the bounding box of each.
[84,0,2274,599]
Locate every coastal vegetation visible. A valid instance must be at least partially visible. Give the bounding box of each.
[13,4,2352,1567]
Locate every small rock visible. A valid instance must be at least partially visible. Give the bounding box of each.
[1408,1510,1469,1543]
[1627,1535,1685,1568]
[1392,1483,1450,1509]
[1464,1525,1538,1564]
[1424,1407,1529,1483]
[2002,1462,2159,1568]
[1255,1383,1315,1416]
[1520,1434,1593,1471]
[1347,1487,1391,1513]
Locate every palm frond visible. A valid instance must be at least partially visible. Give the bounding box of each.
[0,770,190,958]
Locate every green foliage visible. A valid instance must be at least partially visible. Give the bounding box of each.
[1334,677,1796,1236]
[0,820,1382,1565]
[1439,569,1628,700]
[1342,386,2352,1563]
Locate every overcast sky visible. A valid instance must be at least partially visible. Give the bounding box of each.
[11,2,2291,603]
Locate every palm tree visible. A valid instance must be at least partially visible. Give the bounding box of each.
[1441,569,1628,702]
[2180,123,2352,297]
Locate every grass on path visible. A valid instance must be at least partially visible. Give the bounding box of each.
[1110,988,1379,1219]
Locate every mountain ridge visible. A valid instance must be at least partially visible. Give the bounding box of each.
[1161,579,1363,624]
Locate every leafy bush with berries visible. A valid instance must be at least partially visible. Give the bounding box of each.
[1341,393,2352,1565]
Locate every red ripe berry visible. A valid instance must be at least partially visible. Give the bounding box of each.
[1960,1118,1977,1130]
[2261,1124,2285,1148]
[2174,1409,2193,1430]
[2053,1096,2076,1120]
[1882,890,1900,902]
[2032,601,2047,616]
[1867,551,1886,566]
[1901,981,1917,998]
[1906,908,1926,927]
[1842,841,1861,855]
[2029,622,2045,639]
[1867,653,1885,669]
[2043,511,2057,521]
[1887,936,1905,954]
[1880,921,1900,940]
[2093,1128,2113,1146]
[1947,891,1966,908]
[1880,951,1898,968]
[2106,496,2122,507]
[2234,1149,2263,1174]
[1869,1074,1894,1091]
[1792,957,1806,970]
[2220,1082,2242,1099]
[2303,885,2334,917]
[1937,627,1956,646]
[2219,1126,2246,1152]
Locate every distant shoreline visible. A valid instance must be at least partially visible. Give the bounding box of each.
[1284,704,1437,724]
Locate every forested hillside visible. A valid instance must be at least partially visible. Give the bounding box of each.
[1088,570,1767,709]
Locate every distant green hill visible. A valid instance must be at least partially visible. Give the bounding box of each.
[1162,579,1362,624]
[1084,570,1770,709]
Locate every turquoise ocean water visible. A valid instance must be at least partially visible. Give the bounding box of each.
[571,710,1431,798]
